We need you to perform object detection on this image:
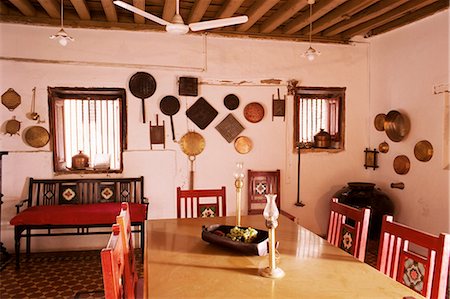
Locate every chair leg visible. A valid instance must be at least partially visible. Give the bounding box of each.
[140,223,144,261]
[26,228,31,256]
[14,226,22,269]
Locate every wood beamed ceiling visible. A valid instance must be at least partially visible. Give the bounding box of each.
[1,0,448,44]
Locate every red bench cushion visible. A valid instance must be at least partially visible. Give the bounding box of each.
[10,203,147,226]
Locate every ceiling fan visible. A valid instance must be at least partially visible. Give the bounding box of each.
[113,0,248,35]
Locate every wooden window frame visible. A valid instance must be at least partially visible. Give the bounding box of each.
[48,87,127,174]
[294,86,346,152]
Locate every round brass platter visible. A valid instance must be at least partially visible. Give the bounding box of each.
[24,126,50,148]
[393,155,410,175]
[384,110,410,142]
[234,136,253,154]
[414,140,433,162]
[374,113,386,131]
[179,131,205,156]
[378,141,389,153]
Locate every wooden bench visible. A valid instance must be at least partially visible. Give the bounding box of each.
[10,177,148,268]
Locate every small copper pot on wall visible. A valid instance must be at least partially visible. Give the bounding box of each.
[314,129,331,148]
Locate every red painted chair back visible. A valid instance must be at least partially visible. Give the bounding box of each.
[177,187,226,218]
[101,224,125,299]
[116,202,141,299]
[327,198,371,262]
[377,215,450,299]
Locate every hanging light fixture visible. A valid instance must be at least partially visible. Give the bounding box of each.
[302,0,320,61]
[50,0,74,46]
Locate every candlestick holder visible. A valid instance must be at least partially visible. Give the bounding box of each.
[233,162,244,227]
[260,194,285,279]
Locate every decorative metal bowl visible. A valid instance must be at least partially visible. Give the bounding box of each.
[201,224,268,256]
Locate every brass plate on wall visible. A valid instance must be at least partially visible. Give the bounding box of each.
[414,140,433,162]
[378,141,389,153]
[393,155,410,175]
[179,131,205,157]
[24,126,50,148]
[384,110,410,142]
[234,136,253,154]
[374,113,386,131]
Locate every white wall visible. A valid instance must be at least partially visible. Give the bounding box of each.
[1,21,371,252]
[368,10,449,234]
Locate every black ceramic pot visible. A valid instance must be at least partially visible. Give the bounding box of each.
[333,182,394,240]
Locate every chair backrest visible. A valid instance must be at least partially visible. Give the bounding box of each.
[247,169,280,215]
[116,202,138,299]
[377,215,450,299]
[176,187,226,218]
[101,224,125,299]
[327,198,371,262]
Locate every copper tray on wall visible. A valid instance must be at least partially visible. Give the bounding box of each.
[414,140,433,162]
[384,110,410,142]
[244,102,264,123]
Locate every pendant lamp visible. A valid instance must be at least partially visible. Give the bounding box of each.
[302,0,320,61]
[50,0,74,46]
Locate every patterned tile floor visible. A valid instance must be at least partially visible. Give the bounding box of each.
[0,243,376,299]
[0,250,143,299]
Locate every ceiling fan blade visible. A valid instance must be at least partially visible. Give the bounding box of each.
[189,15,248,32]
[113,1,170,26]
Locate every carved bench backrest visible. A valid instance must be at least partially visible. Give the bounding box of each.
[26,177,144,207]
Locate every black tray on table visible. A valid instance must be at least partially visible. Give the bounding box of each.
[201,224,269,256]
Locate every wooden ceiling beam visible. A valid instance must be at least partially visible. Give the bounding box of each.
[36,0,59,18]
[236,0,280,32]
[260,0,306,33]
[188,0,212,24]
[100,0,117,22]
[69,0,90,20]
[323,0,409,36]
[1,1,10,14]
[132,0,145,24]
[342,0,439,38]
[370,0,449,36]
[162,0,176,22]
[215,0,245,19]
[300,0,377,35]
[8,0,36,16]
[284,0,346,35]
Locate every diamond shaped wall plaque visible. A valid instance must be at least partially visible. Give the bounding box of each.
[186,97,218,130]
[215,113,244,143]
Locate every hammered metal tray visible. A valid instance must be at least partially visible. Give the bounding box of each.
[186,97,218,130]
[201,224,268,256]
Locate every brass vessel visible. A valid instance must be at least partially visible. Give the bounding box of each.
[72,151,89,169]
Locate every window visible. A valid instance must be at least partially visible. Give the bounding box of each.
[294,87,345,151]
[48,87,127,173]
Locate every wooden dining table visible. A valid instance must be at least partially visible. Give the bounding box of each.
[143,215,424,298]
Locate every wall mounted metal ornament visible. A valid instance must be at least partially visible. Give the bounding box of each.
[272,89,285,121]
[149,114,165,149]
[186,97,218,130]
[5,116,21,136]
[179,77,198,96]
[378,141,389,153]
[215,113,244,143]
[393,155,410,175]
[374,113,386,131]
[414,140,433,162]
[364,148,379,170]
[24,126,50,148]
[2,88,21,111]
